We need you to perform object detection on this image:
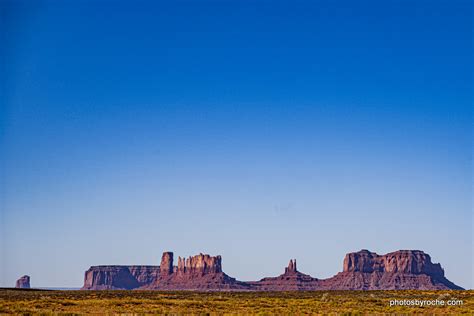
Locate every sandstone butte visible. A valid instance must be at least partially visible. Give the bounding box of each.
[81,250,463,291]
[15,275,30,289]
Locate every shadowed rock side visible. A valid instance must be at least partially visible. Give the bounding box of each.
[82,250,462,291]
[82,266,160,290]
[15,275,30,289]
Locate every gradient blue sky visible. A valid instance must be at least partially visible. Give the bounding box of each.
[1,0,472,289]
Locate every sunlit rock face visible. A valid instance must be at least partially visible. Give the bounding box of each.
[144,252,250,290]
[342,250,445,275]
[321,250,460,290]
[81,250,463,291]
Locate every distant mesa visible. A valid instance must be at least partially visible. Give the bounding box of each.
[15,275,30,289]
[82,252,249,291]
[82,250,462,291]
[319,249,462,290]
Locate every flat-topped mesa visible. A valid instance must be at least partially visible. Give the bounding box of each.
[81,249,462,290]
[284,259,297,274]
[325,249,462,290]
[343,250,444,276]
[177,253,222,275]
[82,266,160,290]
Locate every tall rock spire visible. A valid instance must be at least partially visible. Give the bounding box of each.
[285,259,297,274]
[160,252,174,275]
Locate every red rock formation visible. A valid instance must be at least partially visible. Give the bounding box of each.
[81,249,462,291]
[160,252,174,276]
[179,253,222,274]
[143,252,250,290]
[128,266,161,285]
[342,250,444,275]
[285,259,297,274]
[251,250,461,291]
[319,250,461,290]
[15,275,30,289]
[82,266,160,290]
[250,259,320,291]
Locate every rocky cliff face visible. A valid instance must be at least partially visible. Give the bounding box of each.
[15,275,30,289]
[160,252,174,276]
[251,250,461,291]
[82,266,160,290]
[285,259,297,274]
[82,249,462,291]
[343,250,445,275]
[321,250,461,290]
[144,252,249,290]
[177,253,222,275]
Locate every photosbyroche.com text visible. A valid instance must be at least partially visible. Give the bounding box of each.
[389,299,463,307]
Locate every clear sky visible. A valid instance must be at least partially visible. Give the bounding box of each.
[1,0,472,289]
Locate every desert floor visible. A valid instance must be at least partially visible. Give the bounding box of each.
[0,289,473,314]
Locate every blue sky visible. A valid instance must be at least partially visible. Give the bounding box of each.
[1,0,472,289]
